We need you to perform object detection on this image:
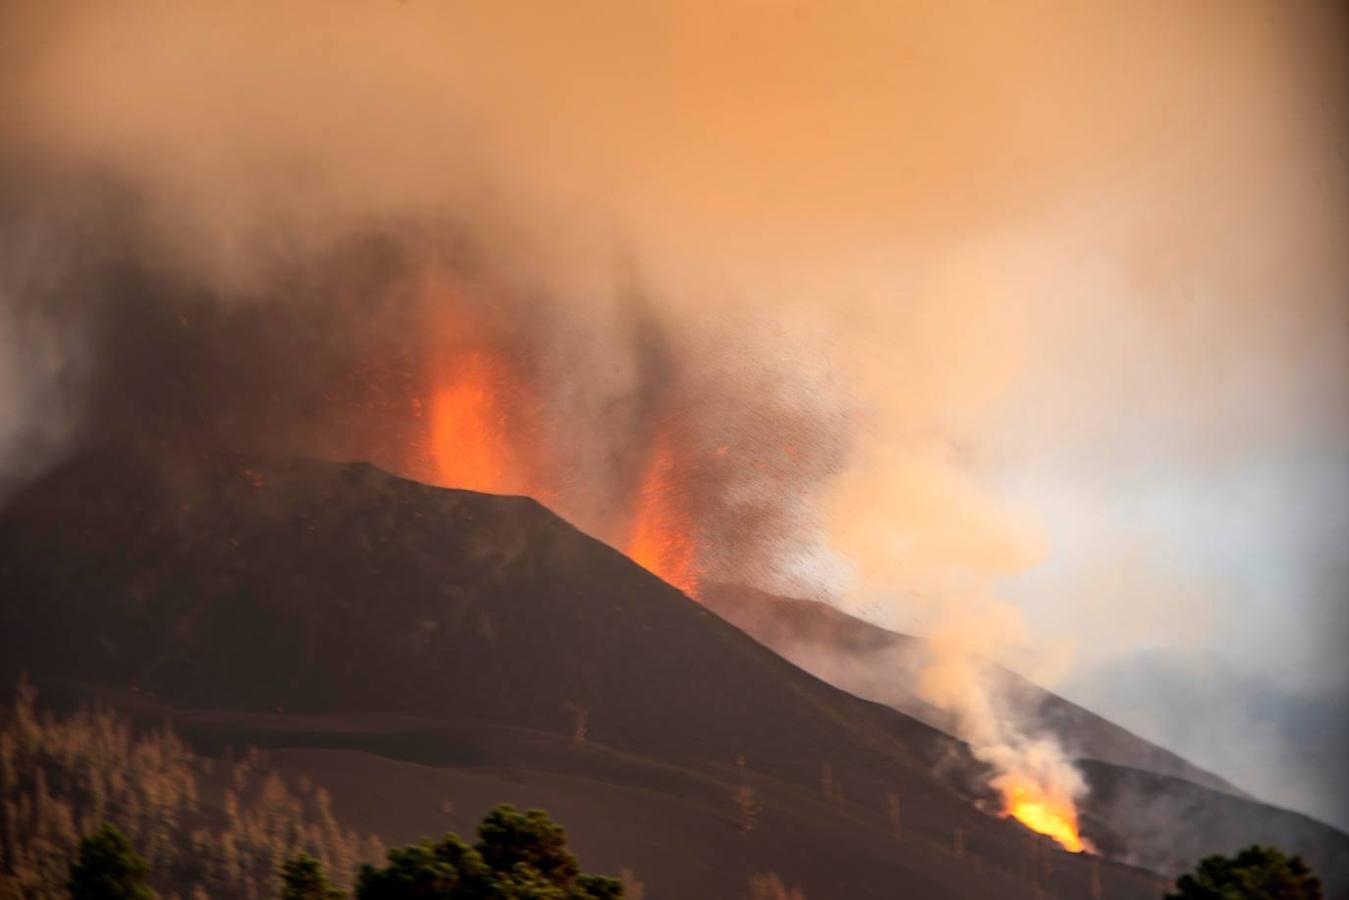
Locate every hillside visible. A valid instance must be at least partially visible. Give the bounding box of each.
[700,584,1349,893]
[0,444,967,789]
[699,584,1242,794]
[0,444,1343,898]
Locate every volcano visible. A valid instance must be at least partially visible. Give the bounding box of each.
[1,444,1344,898]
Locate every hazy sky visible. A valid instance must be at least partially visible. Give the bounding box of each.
[2,1,1346,827]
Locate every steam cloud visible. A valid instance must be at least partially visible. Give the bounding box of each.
[1,0,1346,828]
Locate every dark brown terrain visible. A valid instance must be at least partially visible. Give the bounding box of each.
[700,584,1349,894]
[0,444,1344,898]
[700,584,1243,795]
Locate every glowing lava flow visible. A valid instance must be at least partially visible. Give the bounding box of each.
[428,349,526,495]
[625,436,699,597]
[419,299,702,592]
[998,776,1088,853]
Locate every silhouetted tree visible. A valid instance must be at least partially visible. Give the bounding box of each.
[68,824,156,900]
[355,804,622,899]
[281,854,344,899]
[475,805,579,886]
[355,834,492,899]
[574,875,624,900]
[1166,845,1321,900]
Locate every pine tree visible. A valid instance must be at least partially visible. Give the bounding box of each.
[68,823,156,900]
[280,854,343,900]
[1167,845,1321,900]
[355,804,622,899]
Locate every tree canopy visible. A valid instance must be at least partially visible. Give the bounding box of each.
[1166,845,1322,900]
[67,824,157,900]
[287,804,622,899]
[281,854,344,900]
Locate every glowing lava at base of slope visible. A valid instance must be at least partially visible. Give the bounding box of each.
[999,777,1089,854]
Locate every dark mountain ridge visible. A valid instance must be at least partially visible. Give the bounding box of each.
[0,443,963,782]
[1,444,1343,897]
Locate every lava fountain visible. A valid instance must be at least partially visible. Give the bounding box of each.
[416,295,704,595]
[624,429,700,597]
[428,347,533,496]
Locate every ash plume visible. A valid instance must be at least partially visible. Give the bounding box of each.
[0,177,848,591]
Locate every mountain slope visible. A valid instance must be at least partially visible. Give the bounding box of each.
[0,444,961,786]
[0,444,1146,899]
[700,584,1349,894]
[1,444,1342,898]
[699,583,1243,794]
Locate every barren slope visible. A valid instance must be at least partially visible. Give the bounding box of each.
[1,444,1343,897]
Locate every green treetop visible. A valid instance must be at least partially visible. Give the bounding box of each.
[281,854,345,900]
[1166,845,1322,900]
[353,804,623,899]
[68,824,157,900]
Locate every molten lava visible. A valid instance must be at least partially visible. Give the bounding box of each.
[998,776,1088,853]
[625,434,700,597]
[417,283,704,593]
[428,348,529,495]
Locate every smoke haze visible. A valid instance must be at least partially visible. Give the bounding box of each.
[1,0,1346,827]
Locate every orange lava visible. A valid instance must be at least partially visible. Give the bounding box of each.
[625,434,699,597]
[1000,778,1088,853]
[428,349,527,495]
[418,278,703,591]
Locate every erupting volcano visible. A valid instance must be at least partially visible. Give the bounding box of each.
[426,356,704,597]
[1,1,1345,898]
[413,289,707,598]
